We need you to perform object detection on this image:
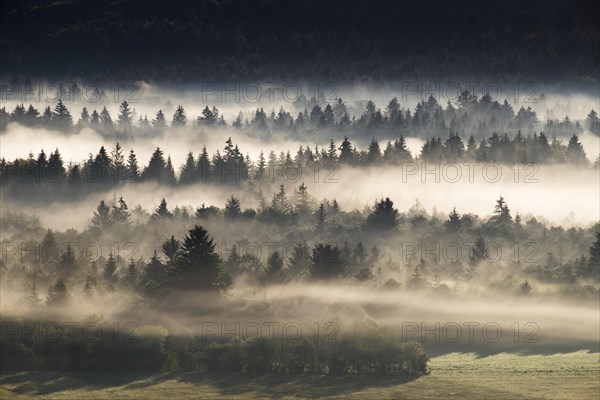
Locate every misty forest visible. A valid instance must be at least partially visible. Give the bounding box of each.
[2,90,599,374]
[0,1,599,399]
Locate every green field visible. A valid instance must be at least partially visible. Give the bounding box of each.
[1,351,598,399]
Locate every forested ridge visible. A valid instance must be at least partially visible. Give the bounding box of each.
[2,0,598,85]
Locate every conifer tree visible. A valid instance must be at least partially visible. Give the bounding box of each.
[263,251,286,284]
[91,200,112,232]
[224,195,242,219]
[103,253,118,285]
[153,198,173,219]
[172,105,187,127]
[25,282,41,307]
[47,278,68,306]
[118,101,133,129]
[315,203,326,231]
[162,236,181,266]
[126,149,140,181]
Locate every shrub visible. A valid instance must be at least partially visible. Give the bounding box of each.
[205,343,245,373]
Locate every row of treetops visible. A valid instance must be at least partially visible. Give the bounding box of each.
[2,91,599,138]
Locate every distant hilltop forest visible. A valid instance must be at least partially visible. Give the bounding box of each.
[1,0,598,85]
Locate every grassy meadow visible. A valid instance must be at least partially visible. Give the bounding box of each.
[1,351,598,399]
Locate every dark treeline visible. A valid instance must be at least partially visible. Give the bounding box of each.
[2,0,598,85]
[2,93,599,141]
[1,317,428,376]
[0,131,594,201]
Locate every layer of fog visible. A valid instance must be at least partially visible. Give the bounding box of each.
[0,123,430,166]
[2,79,599,165]
[2,159,598,232]
[1,284,598,345]
[1,86,598,230]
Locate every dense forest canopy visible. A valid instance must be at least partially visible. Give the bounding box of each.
[1,0,599,86]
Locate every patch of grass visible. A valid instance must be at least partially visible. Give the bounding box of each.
[1,352,599,399]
